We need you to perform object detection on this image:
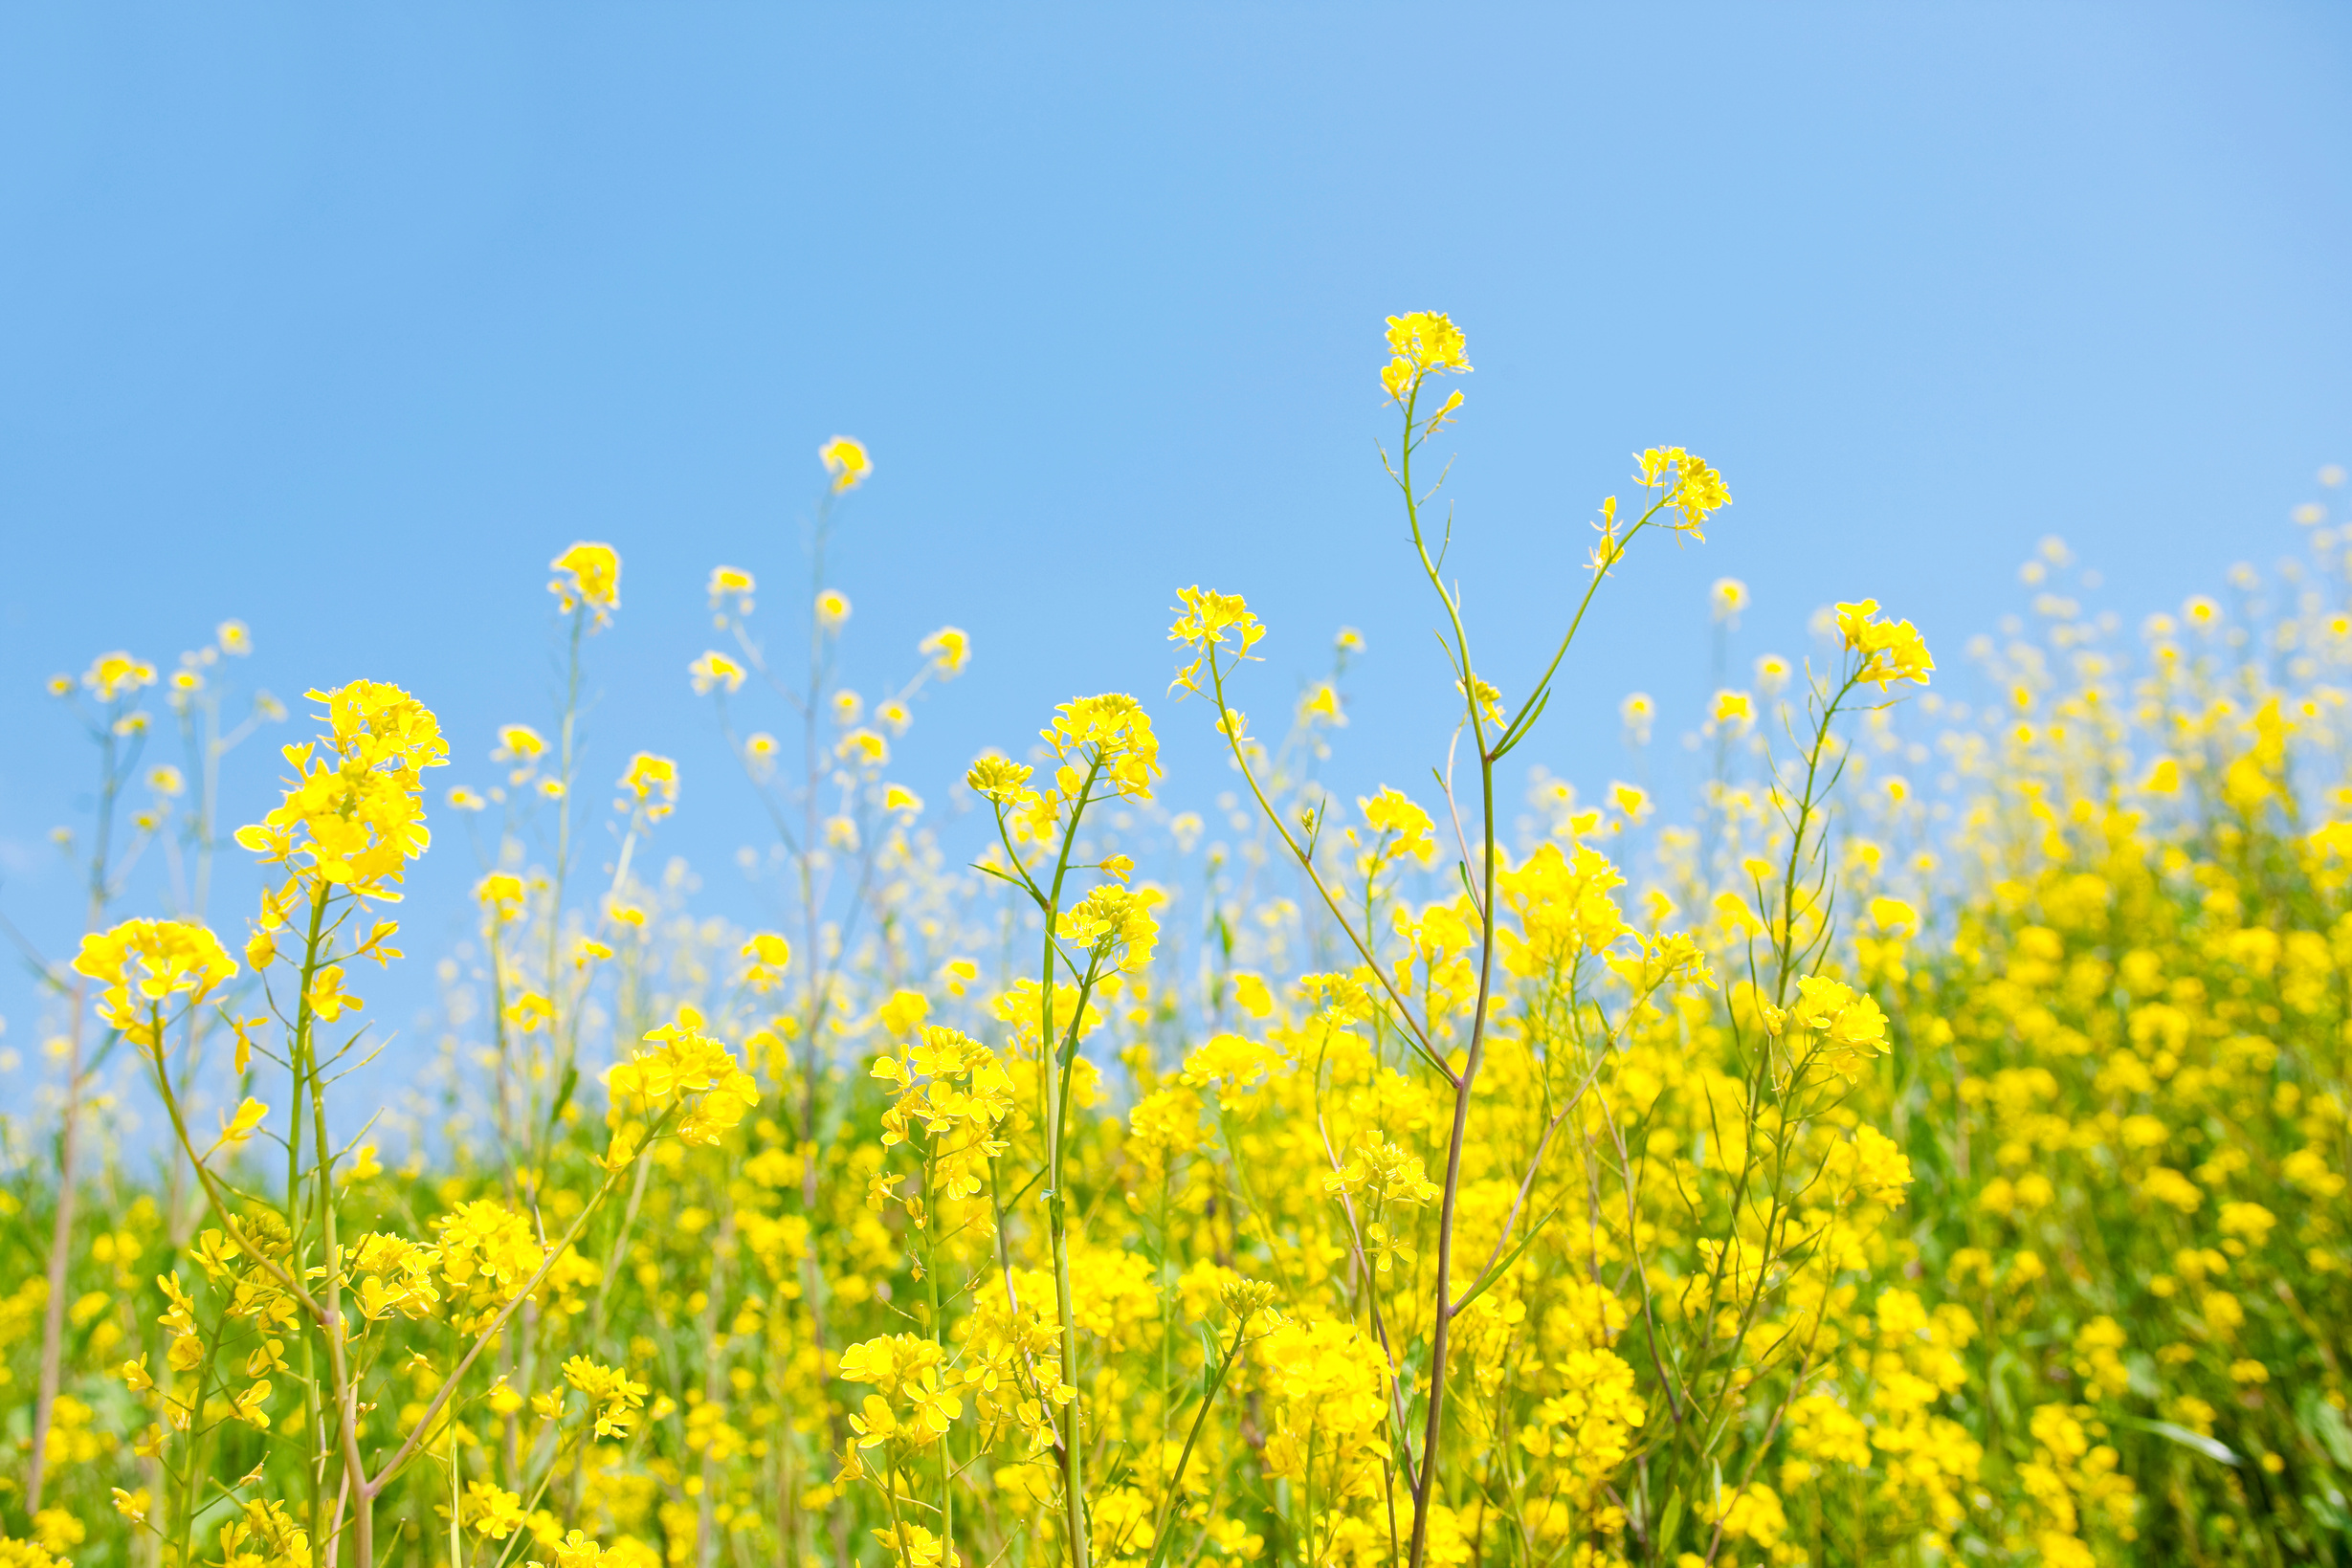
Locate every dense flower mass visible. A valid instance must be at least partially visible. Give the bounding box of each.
[9,320,2351,1568]
[231,680,447,900]
[548,541,622,624]
[70,919,237,1046]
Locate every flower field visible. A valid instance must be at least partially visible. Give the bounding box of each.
[5,315,2349,1568]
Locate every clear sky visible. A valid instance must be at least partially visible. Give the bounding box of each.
[3,5,2349,1075]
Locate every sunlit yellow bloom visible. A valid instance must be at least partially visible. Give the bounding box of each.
[306,965,362,1022]
[690,650,747,695]
[741,931,792,993]
[1360,785,1436,866]
[1620,691,1655,745]
[216,1096,270,1152]
[1169,586,1265,697]
[1832,600,1936,689]
[232,682,448,900]
[1038,693,1161,804]
[1055,882,1163,972]
[72,919,237,1047]
[1634,447,1733,538]
[921,625,971,675]
[618,752,678,821]
[607,1005,759,1147]
[477,872,526,923]
[820,435,872,492]
[707,564,756,618]
[548,541,622,626]
[83,651,157,701]
[1381,310,1473,405]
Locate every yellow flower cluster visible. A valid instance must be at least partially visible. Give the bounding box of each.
[605,1005,760,1150]
[549,541,621,624]
[70,918,236,1047]
[26,314,2352,1568]
[1835,597,1936,689]
[233,680,447,899]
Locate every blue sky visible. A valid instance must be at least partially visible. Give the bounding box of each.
[3,5,2348,1072]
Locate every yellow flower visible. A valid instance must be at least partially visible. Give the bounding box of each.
[965,754,1032,803]
[820,435,872,492]
[1168,586,1265,696]
[689,651,747,696]
[1042,693,1161,801]
[1360,785,1437,866]
[740,932,792,993]
[1634,447,1733,538]
[83,651,158,701]
[1869,895,1919,938]
[606,1006,759,1146]
[618,753,678,821]
[71,918,238,1048]
[816,589,852,629]
[871,1521,957,1568]
[306,966,362,1023]
[1833,600,1936,688]
[707,564,756,616]
[463,1480,528,1540]
[476,872,526,924]
[1055,883,1163,972]
[548,541,621,625]
[921,625,971,674]
[1381,311,1473,404]
[231,682,449,900]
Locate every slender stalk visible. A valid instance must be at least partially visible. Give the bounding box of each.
[1011,749,1106,1568]
[1395,377,1498,1568]
[28,718,123,1514]
[1141,1316,1253,1568]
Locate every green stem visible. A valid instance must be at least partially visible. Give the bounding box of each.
[1142,1317,1253,1568]
[1038,755,1106,1568]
